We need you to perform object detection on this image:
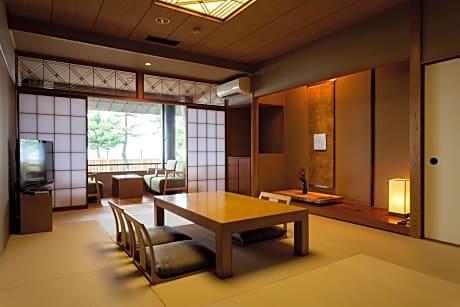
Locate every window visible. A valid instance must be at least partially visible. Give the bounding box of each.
[87,98,185,172]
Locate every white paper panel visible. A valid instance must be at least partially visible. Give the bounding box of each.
[55,116,71,133]
[216,111,225,124]
[19,94,36,113]
[217,179,225,191]
[207,166,217,179]
[198,166,207,180]
[188,152,197,166]
[197,152,207,166]
[55,97,71,115]
[207,110,216,124]
[54,189,71,208]
[19,133,37,139]
[71,170,87,188]
[188,108,197,122]
[71,153,87,170]
[55,153,71,170]
[207,152,217,165]
[217,125,225,138]
[37,114,54,133]
[197,181,207,192]
[188,166,197,180]
[54,170,71,189]
[207,125,216,138]
[37,95,54,114]
[72,188,87,206]
[71,117,86,134]
[188,123,197,137]
[188,138,197,151]
[197,123,206,137]
[197,109,206,122]
[207,180,217,191]
[217,152,225,165]
[188,181,197,193]
[217,139,225,151]
[19,113,37,132]
[71,98,86,116]
[217,166,225,179]
[54,134,71,152]
[71,135,87,152]
[197,138,207,151]
[207,138,216,151]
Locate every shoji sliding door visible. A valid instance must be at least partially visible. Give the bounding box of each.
[18,93,87,209]
[187,108,226,192]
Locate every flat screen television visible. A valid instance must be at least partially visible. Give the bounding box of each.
[18,139,54,191]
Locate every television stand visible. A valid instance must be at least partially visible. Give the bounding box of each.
[20,189,53,234]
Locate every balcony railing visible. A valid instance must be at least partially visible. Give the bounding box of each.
[88,159,162,173]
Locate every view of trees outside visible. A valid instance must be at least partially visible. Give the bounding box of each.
[87,103,186,172]
[87,110,162,165]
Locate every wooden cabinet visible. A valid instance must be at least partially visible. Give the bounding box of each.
[20,191,53,234]
[227,157,251,195]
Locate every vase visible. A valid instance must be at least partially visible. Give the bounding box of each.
[302,182,307,194]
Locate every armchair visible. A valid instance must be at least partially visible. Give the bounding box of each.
[144,161,186,194]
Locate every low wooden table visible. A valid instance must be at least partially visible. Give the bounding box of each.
[276,189,343,205]
[154,191,309,278]
[112,174,143,199]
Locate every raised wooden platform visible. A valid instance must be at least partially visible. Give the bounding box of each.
[276,189,343,205]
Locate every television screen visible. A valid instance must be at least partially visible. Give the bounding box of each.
[19,139,54,191]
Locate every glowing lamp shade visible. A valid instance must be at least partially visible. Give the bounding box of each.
[388,178,410,217]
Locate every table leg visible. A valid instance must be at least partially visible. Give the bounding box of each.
[215,229,233,278]
[294,213,309,255]
[154,205,165,226]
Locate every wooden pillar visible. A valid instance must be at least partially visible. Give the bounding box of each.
[409,0,423,238]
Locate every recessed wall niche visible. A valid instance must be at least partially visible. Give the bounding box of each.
[259,104,284,153]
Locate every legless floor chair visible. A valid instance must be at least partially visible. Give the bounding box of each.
[232,191,292,245]
[108,201,190,257]
[123,212,215,284]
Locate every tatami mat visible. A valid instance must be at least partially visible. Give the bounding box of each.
[1,203,460,307]
[208,254,460,307]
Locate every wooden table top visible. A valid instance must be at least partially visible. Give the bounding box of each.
[112,174,142,180]
[154,191,308,224]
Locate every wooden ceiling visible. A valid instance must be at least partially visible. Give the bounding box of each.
[6,0,406,81]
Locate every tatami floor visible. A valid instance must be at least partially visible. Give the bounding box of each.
[1,195,460,307]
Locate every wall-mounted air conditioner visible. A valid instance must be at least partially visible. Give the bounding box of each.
[216,76,251,98]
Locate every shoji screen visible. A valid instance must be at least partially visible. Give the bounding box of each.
[18,94,87,208]
[187,109,225,192]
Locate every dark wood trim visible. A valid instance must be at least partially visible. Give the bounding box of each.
[409,0,423,238]
[370,69,376,207]
[136,72,144,100]
[10,16,254,74]
[53,205,88,212]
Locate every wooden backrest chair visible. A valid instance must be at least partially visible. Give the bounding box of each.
[108,201,133,256]
[123,212,215,284]
[87,173,101,203]
[258,191,291,234]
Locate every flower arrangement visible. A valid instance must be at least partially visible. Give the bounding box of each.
[297,168,306,184]
[297,168,307,194]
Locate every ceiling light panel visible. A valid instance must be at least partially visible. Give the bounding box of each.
[154,0,256,22]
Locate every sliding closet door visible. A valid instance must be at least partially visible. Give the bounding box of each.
[18,93,87,209]
[424,58,460,245]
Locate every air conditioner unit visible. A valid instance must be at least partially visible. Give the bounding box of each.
[216,77,251,98]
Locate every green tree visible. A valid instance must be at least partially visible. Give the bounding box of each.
[87,112,123,159]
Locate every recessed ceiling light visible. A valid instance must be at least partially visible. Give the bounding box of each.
[155,16,170,24]
[192,26,201,35]
[145,62,152,66]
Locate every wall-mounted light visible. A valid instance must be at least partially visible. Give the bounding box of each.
[144,62,152,66]
[388,178,410,217]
